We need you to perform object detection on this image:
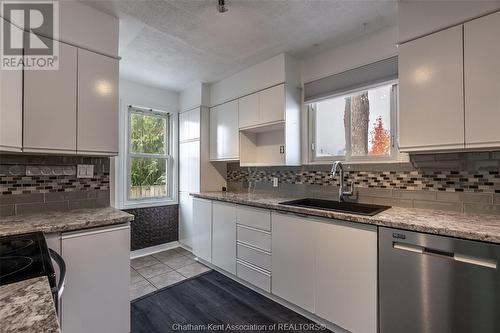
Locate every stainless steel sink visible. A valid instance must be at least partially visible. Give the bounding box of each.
[279,198,390,216]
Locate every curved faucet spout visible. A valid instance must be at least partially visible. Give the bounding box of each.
[330,161,353,202]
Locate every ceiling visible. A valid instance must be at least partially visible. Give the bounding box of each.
[81,0,397,92]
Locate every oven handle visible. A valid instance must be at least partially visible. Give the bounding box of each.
[49,249,66,310]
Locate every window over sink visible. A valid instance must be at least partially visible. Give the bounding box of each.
[308,82,398,163]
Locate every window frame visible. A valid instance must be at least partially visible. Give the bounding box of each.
[125,105,173,204]
[308,80,399,164]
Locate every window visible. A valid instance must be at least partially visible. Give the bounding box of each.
[127,106,172,201]
[309,82,398,163]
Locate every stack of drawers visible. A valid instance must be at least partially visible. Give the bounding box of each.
[235,205,272,292]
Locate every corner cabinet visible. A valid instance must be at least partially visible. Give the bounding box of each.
[399,25,464,152]
[209,100,239,161]
[77,49,119,155]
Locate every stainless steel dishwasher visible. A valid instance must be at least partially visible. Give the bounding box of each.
[379,227,500,333]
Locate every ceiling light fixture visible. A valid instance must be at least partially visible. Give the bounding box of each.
[217,0,228,13]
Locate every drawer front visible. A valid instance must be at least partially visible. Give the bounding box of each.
[237,225,271,252]
[237,261,271,292]
[237,243,271,271]
[236,206,271,231]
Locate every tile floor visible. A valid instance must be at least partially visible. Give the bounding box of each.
[130,247,211,300]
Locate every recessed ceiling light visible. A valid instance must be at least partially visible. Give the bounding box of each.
[217,0,228,13]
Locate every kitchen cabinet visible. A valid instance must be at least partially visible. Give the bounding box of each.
[24,38,78,154]
[179,192,194,249]
[209,100,239,160]
[61,224,130,333]
[399,25,464,152]
[315,219,378,333]
[464,11,500,148]
[238,84,285,129]
[77,48,119,155]
[212,201,236,274]
[179,108,201,142]
[179,140,200,193]
[192,198,212,262]
[271,212,315,313]
[0,19,23,152]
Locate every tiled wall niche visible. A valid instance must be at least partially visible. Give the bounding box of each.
[227,152,500,215]
[0,154,110,216]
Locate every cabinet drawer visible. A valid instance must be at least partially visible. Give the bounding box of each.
[236,205,271,231]
[237,260,271,292]
[237,243,271,271]
[237,225,271,252]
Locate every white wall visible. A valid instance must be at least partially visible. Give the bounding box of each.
[398,1,500,43]
[179,81,210,112]
[300,26,398,84]
[111,79,179,209]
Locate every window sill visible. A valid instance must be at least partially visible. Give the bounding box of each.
[120,199,178,210]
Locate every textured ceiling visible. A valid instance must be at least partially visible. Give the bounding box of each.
[81,0,397,91]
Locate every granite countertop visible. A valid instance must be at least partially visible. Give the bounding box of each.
[0,277,60,333]
[191,191,500,244]
[0,207,134,237]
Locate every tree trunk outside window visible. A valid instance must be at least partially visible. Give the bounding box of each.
[350,91,369,155]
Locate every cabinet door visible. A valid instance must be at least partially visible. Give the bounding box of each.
[271,212,315,312]
[179,111,189,142]
[179,192,194,249]
[209,100,239,160]
[179,108,201,142]
[464,11,500,148]
[77,49,119,155]
[179,140,200,193]
[192,198,212,262]
[24,39,77,153]
[315,220,378,333]
[61,224,130,333]
[238,93,259,129]
[0,19,23,152]
[399,26,464,152]
[260,84,285,124]
[212,201,236,274]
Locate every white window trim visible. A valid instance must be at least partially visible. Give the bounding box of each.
[307,80,402,165]
[115,100,178,209]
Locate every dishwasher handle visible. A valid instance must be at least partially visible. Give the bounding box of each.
[393,242,497,269]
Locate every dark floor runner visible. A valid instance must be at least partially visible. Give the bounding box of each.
[131,271,330,333]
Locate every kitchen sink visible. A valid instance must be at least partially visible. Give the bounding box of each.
[279,198,390,216]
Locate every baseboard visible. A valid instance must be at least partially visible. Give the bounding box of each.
[130,241,180,259]
[196,259,349,333]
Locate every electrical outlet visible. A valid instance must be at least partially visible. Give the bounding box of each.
[77,164,94,178]
[272,177,279,188]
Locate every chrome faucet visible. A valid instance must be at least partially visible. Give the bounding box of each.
[331,161,353,202]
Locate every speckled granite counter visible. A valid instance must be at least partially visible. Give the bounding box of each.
[0,207,134,237]
[191,191,500,244]
[0,277,60,333]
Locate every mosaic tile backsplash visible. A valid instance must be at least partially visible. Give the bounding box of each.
[0,154,110,216]
[227,152,500,215]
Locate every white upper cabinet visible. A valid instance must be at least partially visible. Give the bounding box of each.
[315,220,378,333]
[271,212,315,313]
[77,49,119,155]
[464,11,500,148]
[209,100,239,161]
[259,84,285,125]
[24,38,78,154]
[179,108,200,142]
[212,201,237,275]
[238,84,285,129]
[0,19,23,152]
[399,25,464,152]
[238,93,260,129]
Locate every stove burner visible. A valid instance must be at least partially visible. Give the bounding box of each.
[0,239,35,256]
[0,256,34,279]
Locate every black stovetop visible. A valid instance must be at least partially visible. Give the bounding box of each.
[0,232,56,288]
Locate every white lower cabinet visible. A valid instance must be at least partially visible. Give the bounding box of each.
[179,193,194,249]
[192,198,212,262]
[271,212,315,313]
[212,201,236,274]
[315,220,378,333]
[61,224,130,333]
